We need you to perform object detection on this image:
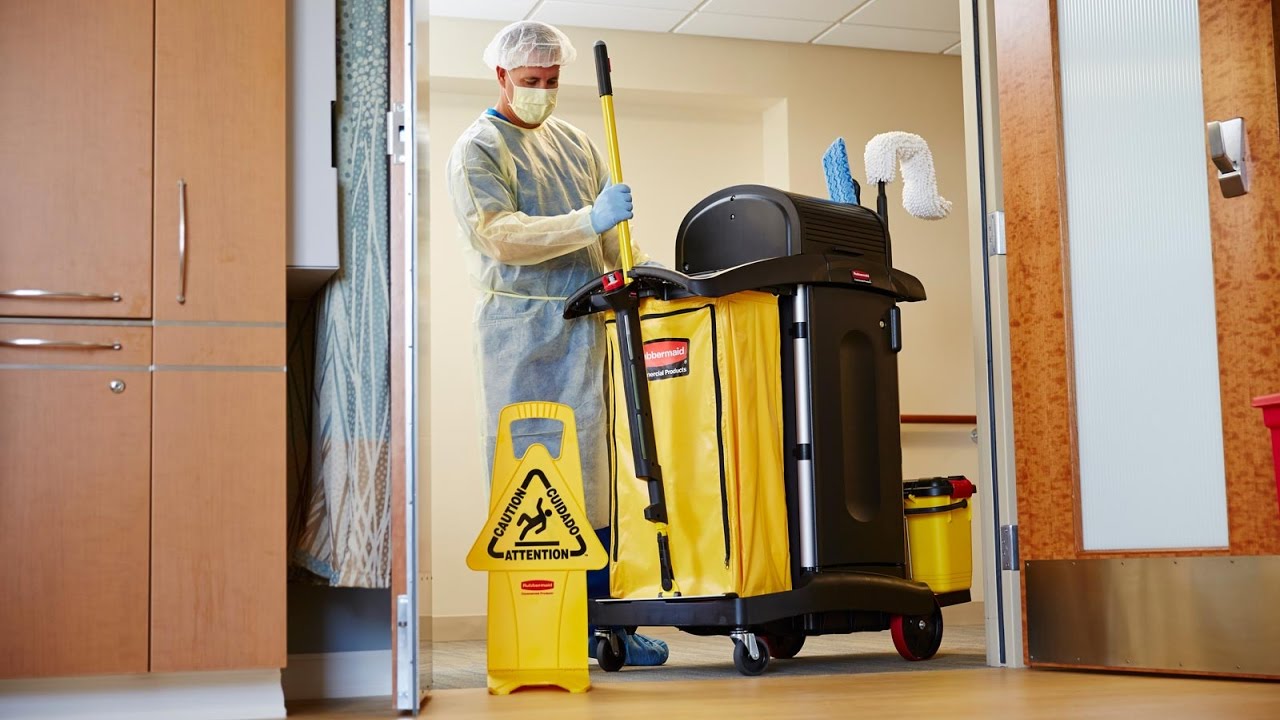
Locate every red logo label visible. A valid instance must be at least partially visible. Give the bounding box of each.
[851,270,872,283]
[643,339,691,380]
[521,579,555,592]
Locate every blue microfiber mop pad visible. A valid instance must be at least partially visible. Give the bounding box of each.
[823,137,861,205]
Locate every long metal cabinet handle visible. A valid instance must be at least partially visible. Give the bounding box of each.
[1,338,122,351]
[0,289,122,302]
[177,178,187,304]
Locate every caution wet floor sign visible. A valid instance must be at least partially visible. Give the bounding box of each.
[466,402,606,695]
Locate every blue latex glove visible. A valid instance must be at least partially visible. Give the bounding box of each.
[590,183,633,234]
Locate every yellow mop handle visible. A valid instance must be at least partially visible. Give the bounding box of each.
[594,42,634,273]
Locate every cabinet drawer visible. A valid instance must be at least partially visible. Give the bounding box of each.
[153,324,284,368]
[0,323,151,367]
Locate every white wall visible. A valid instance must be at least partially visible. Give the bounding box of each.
[425,18,979,626]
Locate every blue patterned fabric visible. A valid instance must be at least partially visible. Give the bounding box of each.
[292,0,392,588]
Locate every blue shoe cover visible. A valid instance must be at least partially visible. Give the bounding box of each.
[622,633,669,666]
[588,631,670,666]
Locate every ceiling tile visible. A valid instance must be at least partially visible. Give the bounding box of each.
[814,23,959,53]
[943,41,962,55]
[675,12,832,43]
[845,0,960,33]
[699,0,867,23]
[428,0,538,21]
[531,0,689,33]
[571,0,703,8]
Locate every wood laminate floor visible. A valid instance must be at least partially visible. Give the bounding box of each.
[288,667,1280,718]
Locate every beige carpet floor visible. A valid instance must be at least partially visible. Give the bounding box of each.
[430,623,987,690]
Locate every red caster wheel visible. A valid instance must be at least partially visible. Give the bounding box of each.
[891,599,944,661]
[762,633,806,660]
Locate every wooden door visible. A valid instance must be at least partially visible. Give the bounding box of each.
[153,0,285,323]
[150,349,286,672]
[996,0,1280,676]
[0,0,154,319]
[0,323,152,678]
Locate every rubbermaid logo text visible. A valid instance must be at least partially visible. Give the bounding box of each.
[643,339,690,380]
[520,579,555,593]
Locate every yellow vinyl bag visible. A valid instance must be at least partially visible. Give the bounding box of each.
[605,291,791,599]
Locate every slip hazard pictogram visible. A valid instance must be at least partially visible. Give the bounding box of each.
[466,438,606,572]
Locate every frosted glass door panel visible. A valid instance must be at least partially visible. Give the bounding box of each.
[1058,0,1229,551]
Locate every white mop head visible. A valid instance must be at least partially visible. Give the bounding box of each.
[863,131,952,220]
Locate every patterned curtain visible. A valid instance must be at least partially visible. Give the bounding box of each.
[289,0,392,589]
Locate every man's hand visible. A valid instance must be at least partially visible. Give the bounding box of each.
[590,183,634,234]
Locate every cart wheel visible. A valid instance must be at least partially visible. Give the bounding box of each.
[732,637,771,676]
[596,633,626,672]
[762,633,805,660]
[891,600,944,661]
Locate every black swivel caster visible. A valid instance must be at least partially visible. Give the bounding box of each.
[595,631,626,672]
[732,634,771,676]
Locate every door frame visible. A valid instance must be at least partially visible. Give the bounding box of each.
[960,0,1024,669]
[390,0,424,710]
[395,0,1023,679]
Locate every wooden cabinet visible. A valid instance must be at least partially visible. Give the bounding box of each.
[0,324,152,678]
[151,346,286,672]
[0,0,286,680]
[0,0,154,319]
[149,0,287,671]
[153,0,286,323]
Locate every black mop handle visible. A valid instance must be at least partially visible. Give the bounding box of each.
[594,40,678,594]
[877,180,892,269]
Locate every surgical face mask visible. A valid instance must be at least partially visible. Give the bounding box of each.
[505,82,557,126]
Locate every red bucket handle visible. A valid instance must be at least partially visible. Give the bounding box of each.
[948,477,976,500]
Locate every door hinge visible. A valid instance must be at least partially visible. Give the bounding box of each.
[987,210,1007,256]
[387,103,407,165]
[1000,524,1020,571]
[395,594,414,708]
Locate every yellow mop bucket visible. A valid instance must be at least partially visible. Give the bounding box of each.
[902,476,976,594]
[466,402,607,695]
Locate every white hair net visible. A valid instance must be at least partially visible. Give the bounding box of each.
[483,20,577,70]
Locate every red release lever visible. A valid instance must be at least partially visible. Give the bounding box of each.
[602,271,624,292]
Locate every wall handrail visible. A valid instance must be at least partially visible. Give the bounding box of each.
[901,414,978,425]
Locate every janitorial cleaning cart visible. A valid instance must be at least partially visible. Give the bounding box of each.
[568,42,974,676]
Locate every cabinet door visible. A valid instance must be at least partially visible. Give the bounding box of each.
[153,0,286,323]
[0,324,151,678]
[150,327,285,671]
[0,0,154,319]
